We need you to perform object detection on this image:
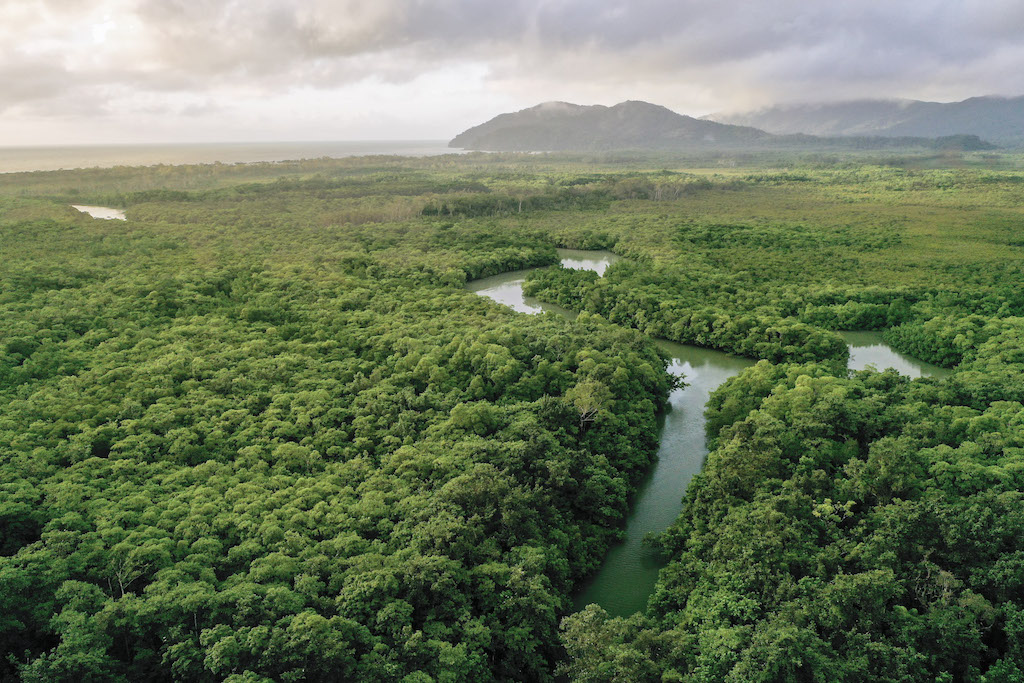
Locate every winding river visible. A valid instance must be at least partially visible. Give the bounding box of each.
[468,250,948,617]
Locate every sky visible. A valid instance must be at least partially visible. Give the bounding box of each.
[3,0,1024,145]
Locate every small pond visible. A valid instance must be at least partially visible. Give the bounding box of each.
[842,330,951,378]
[71,205,126,220]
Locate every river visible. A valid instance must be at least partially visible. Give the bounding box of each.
[465,249,619,316]
[468,251,948,617]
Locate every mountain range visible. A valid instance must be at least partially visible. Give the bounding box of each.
[450,100,1001,152]
[706,95,1024,145]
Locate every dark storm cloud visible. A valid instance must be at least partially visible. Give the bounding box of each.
[4,0,1024,116]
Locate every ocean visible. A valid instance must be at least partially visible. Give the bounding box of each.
[0,140,460,174]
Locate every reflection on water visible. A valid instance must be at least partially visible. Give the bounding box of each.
[72,205,126,220]
[464,270,571,316]
[465,249,619,315]
[841,330,951,378]
[572,339,754,616]
[467,257,950,619]
[556,248,621,276]
[466,249,755,616]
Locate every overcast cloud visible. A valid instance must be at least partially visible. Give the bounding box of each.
[3,0,1023,144]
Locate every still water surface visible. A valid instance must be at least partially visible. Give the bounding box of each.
[71,205,126,220]
[468,250,754,615]
[842,330,951,378]
[468,254,948,617]
[465,249,620,315]
[573,339,754,616]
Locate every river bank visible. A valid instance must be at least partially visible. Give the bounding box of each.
[468,250,951,617]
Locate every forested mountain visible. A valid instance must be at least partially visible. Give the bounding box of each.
[709,95,1024,145]
[2,153,1024,680]
[450,100,995,152]
[449,101,770,151]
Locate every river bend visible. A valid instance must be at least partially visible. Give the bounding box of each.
[469,250,946,616]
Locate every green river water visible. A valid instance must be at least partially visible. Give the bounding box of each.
[468,250,949,617]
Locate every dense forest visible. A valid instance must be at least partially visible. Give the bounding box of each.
[2,150,1024,681]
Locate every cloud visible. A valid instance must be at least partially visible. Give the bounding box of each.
[2,0,1023,140]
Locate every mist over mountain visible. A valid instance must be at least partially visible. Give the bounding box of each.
[708,95,1024,145]
[449,101,770,151]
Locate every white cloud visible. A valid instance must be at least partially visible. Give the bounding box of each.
[2,0,1022,143]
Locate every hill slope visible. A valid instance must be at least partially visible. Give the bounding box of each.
[708,95,1024,144]
[449,101,770,151]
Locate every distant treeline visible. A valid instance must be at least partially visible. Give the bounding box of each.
[772,133,997,151]
[420,175,748,217]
